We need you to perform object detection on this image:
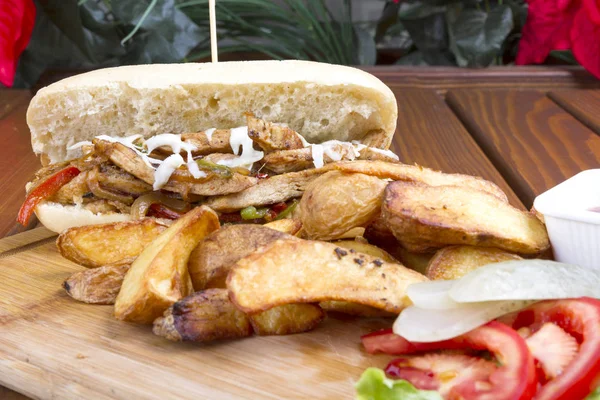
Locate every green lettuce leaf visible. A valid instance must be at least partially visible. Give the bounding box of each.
[355,368,443,400]
[587,387,600,400]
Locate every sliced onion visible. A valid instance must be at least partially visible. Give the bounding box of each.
[131,192,190,220]
[449,260,600,303]
[406,280,457,310]
[393,300,535,342]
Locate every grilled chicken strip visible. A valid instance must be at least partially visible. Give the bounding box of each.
[95,140,258,197]
[246,115,305,153]
[205,167,333,212]
[262,144,399,174]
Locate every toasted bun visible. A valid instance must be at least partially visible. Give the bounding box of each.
[27,60,397,164]
[36,202,132,233]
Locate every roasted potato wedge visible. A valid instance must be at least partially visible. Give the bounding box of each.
[227,239,427,314]
[395,247,433,275]
[249,303,325,336]
[153,289,325,342]
[263,219,303,235]
[114,206,220,324]
[382,181,550,255]
[153,289,252,342]
[320,240,399,317]
[57,219,168,268]
[63,264,129,305]
[188,224,297,291]
[333,240,398,263]
[319,301,395,317]
[427,246,522,280]
[300,171,386,240]
[332,161,508,202]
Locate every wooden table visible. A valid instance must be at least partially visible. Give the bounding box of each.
[1,66,599,399]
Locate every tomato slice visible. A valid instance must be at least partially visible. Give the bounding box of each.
[500,298,600,400]
[17,166,81,226]
[361,321,537,400]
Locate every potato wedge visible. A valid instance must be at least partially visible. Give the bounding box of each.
[382,181,550,255]
[263,219,303,235]
[427,246,522,280]
[153,289,325,342]
[188,224,297,291]
[249,303,325,336]
[115,206,220,324]
[153,289,252,342]
[319,301,395,317]
[332,160,508,202]
[320,240,399,317]
[300,171,386,240]
[57,219,168,268]
[227,239,427,314]
[333,240,398,263]
[395,247,433,275]
[63,264,129,305]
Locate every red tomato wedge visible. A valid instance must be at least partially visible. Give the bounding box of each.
[500,298,600,400]
[17,166,80,226]
[361,321,537,400]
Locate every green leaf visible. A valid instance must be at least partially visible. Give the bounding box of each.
[355,368,443,400]
[550,50,578,65]
[450,5,514,67]
[586,387,600,400]
[355,26,377,65]
[395,50,455,66]
[375,2,400,43]
[398,2,447,20]
[113,0,204,61]
[402,12,450,59]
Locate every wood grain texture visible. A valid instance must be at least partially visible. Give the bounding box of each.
[0,227,56,254]
[446,89,600,207]
[367,66,600,93]
[549,90,600,134]
[0,90,31,120]
[0,101,41,237]
[0,230,393,400]
[390,89,523,208]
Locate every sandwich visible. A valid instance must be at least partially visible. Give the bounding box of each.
[19,60,399,233]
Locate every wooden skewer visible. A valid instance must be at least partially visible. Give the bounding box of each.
[209,0,218,63]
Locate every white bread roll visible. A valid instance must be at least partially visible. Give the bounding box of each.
[27,60,397,164]
[36,202,132,233]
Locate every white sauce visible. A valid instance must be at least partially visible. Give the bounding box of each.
[145,133,197,156]
[368,147,400,161]
[67,141,92,150]
[204,128,216,142]
[153,154,185,190]
[311,144,324,168]
[228,126,264,169]
[298,134,311,148]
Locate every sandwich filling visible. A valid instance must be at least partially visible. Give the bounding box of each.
[21,115,399,225]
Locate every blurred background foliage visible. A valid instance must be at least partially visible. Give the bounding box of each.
[15,0,573,88]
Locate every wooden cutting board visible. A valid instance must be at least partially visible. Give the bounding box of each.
[0,228,393,399]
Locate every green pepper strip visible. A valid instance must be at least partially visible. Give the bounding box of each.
[196,159,233,178]
[274,199,298,220]
[240,206,269,220]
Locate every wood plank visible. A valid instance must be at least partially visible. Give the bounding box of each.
[0,102,41,237]
[549,89,600,134]
[0,90,31,120]
[446,89,600,207]
[367,66,600,93]
[0,227,56,254]
[0,234,394,400]
[390,89,523,208]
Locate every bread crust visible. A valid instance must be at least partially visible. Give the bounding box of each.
[27,60,397,163]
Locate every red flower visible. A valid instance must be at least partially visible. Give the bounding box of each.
[517,0,600,79]
[0,0,36,87]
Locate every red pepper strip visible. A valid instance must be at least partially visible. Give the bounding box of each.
[147,203,185,220]
[271,202,288,213]
[362,321,537,400]
[17,166,80,226]
[500,298,600,400]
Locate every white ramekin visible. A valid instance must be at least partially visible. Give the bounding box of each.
[533,169,600,269]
